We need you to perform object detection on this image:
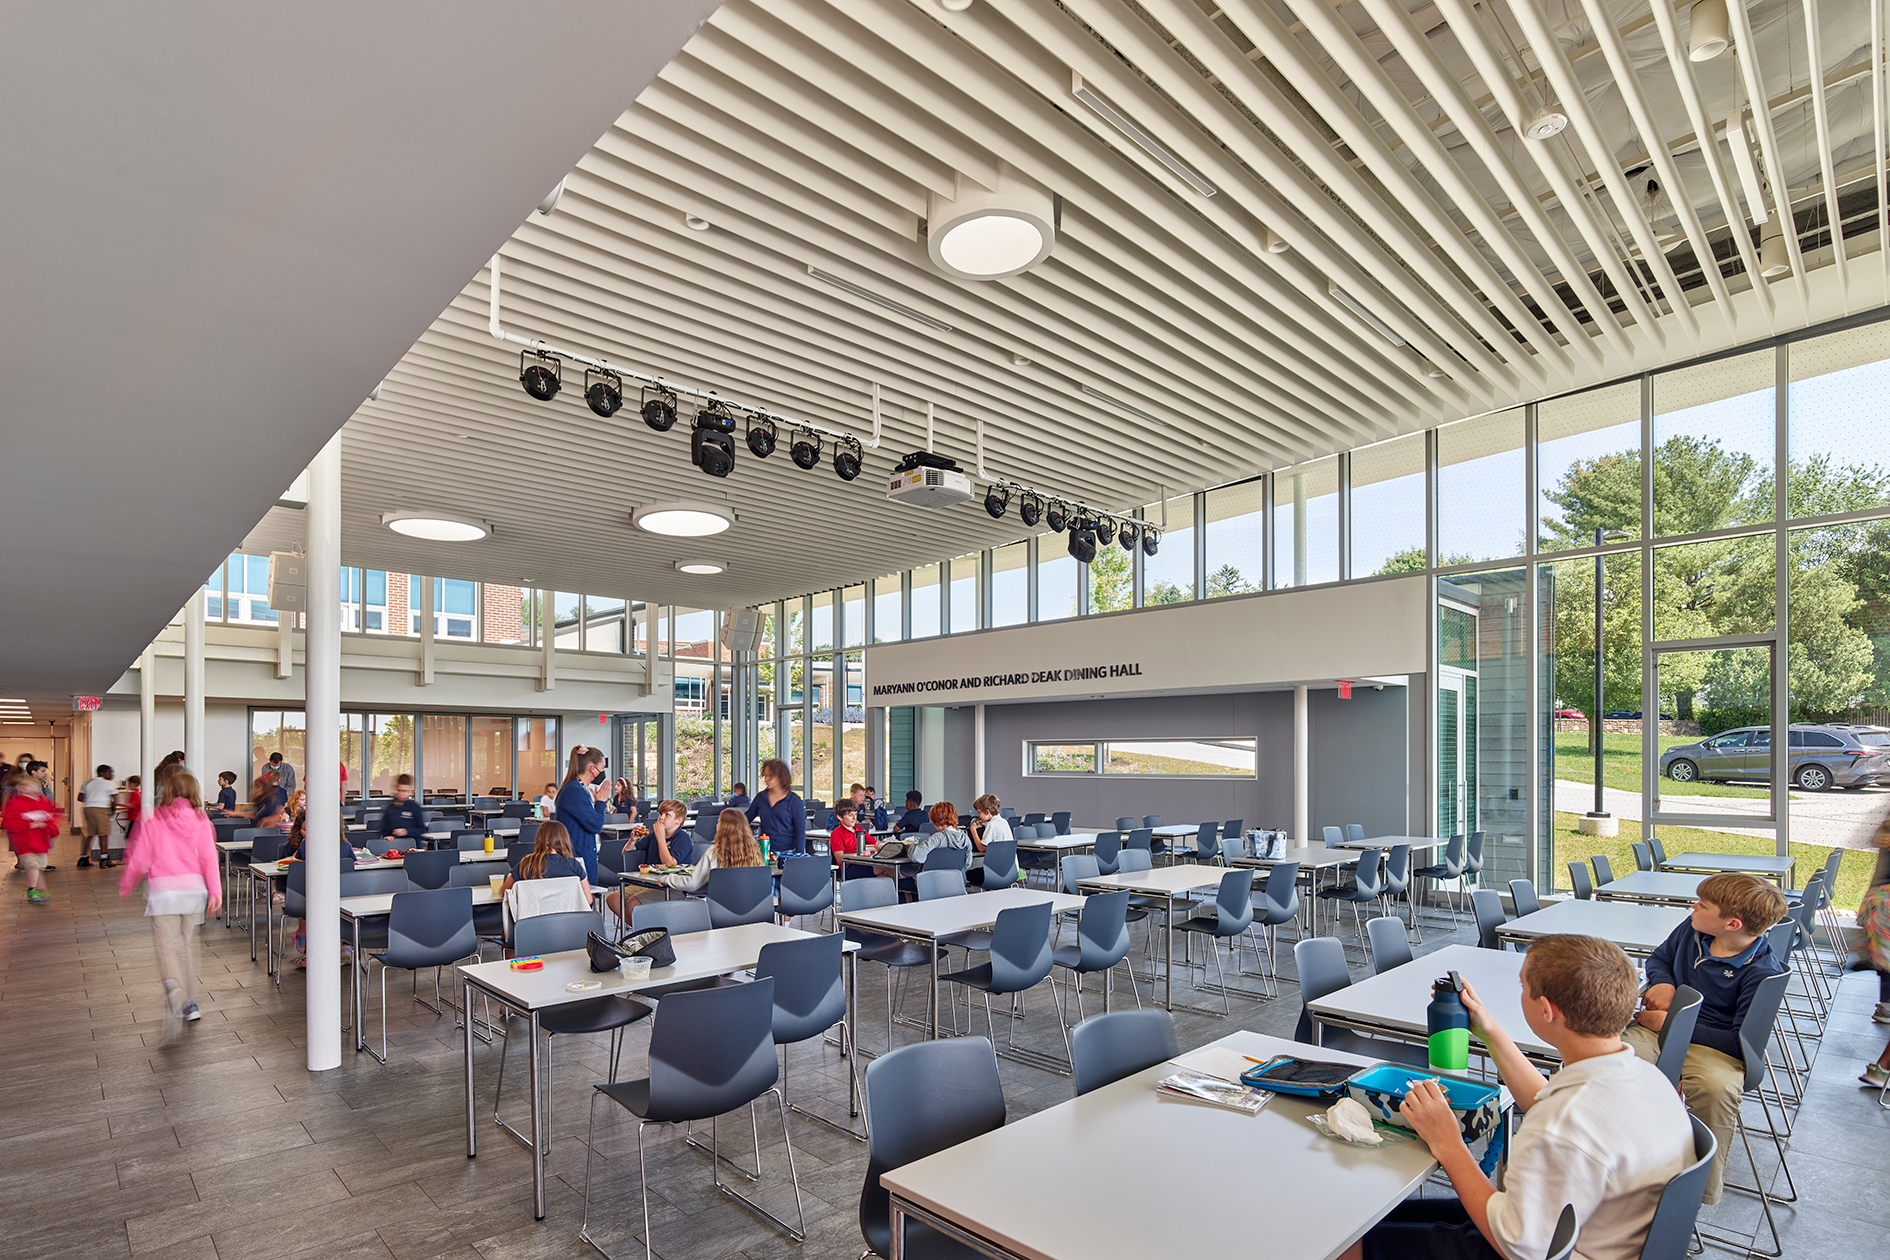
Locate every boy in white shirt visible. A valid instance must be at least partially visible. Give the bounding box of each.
[79,764,116,868]
[1345,934,1694,1260]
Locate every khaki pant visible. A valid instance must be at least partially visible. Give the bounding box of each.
[1625,1023,1744,1204]
[150,914,200,1009]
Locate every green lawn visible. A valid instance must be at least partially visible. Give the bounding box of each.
[1550,811,1872,912]
[1553,731,1774,799]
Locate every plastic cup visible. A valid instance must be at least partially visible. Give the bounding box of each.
[488,874,505,896]
[621,955,653,981]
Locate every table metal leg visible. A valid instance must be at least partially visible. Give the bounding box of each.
[929,939,940,1040]
[889,1196,906,1260]
[1164,894,1174,1010]
[529,1010,546,1220]
[465,977,478,1159]
[249,869,260,961]
[845,951,860,1117]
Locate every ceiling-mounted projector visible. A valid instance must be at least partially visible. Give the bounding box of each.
[887,450,974,508]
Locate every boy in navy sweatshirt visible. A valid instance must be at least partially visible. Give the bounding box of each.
[1623,871,1787,1204]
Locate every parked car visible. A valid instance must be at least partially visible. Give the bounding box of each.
[1602,710,1675,720]
[1553,707,1583,719]
[1659,723,1890,792]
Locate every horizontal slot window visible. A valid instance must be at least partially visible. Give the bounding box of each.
[1026,738,1257,777]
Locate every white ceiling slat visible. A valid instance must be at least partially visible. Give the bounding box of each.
[1723,0,1813,312]
[1069,0,1514,405]
[1573,0,1742,339]
[941,0,1456,423]
[1429,0,1667,352]
[1646,0,1778,333]
[1502,0,1701,352]
[1231,0,1571,389]
[302,0,1879,614]
[1799,0,1850,306]
[572,142,1343,462]
[1353,0,1626,367]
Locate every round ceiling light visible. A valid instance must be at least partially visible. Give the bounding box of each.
[381,511,490,541]
[1522,105,1569,141]
[926,165,1055,281]
[631,501,734,537]
[674,560,727,575]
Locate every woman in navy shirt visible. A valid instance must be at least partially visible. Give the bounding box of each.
[744,758,807,856]
[553,745,616,882]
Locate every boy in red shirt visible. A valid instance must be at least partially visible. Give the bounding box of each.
[3,770,60,903]
[828,801,870,880]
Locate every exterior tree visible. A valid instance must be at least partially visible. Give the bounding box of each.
[1089,544,1133,612]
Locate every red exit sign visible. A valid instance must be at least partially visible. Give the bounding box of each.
[71,696,101,711]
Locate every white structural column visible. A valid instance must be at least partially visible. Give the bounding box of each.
[541,590,557,691]
[184,592,205,775]
[304,435,343,1071]
[139,647,156,820]
[1293,684,1310,842]
[419,576,435,684]
[973,704,986,799]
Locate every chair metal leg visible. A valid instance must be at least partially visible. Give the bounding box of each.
[711,1090,807,1243]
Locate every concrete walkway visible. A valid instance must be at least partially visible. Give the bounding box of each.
[1553,779,1890,850]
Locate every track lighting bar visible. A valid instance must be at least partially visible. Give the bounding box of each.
[487,252,882,451]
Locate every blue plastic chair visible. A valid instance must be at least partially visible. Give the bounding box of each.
[1222,819,1245,843]
[939,901,1054,1058]
[402,848,455,891]
[840,877,933,1050]
[705,866,774,928]
[366,888,480,1064]
[1069,1008,1177,1097]
[1345,824,1366,843]
[1050,811,1072,836]
[1189,821,1221,864]
[776,855,834,926]
[1142,815,1162,829]
[916,869,965,901]
[974,839,1019,892]
[755,932,859,1140]
[1113,817,1138,832]
[1367,915,1413,974]
[495,910,646,1152]
[1509,879,1541,918]
[1092,830,1122,875]
[1414,834,1467,923]
[858,1039,1004,1260]
[580,979,805,1257]
[1124,828,1153,853]
[1567,861,1594,900]
[1318,848,1387,944]
[1322,825,1345,846]
[1292,937,1425,1067]
[1051,889,1139,1039]
[1174,868,1258,1014]
[1252,861,1300,993]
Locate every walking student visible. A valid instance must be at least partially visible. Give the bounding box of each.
[3,769,60,903]
[79,764,116,868]
[119,770,221,1040]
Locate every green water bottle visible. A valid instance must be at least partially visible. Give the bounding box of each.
[759,835,771,863]
[1427,978,1470,1072]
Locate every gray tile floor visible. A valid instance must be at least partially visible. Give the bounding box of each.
[3,855,1885,1259]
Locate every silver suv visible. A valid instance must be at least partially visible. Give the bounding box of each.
[1659,724,1890,792]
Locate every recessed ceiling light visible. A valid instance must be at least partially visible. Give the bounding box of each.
[1010,352,1032,366]
[926,166,1056,280]
[1327,283,1407,347]
[684,214,711,231]
[1523,105,1569,140]
[381,511,491,541]
[1264,226,1289,254]
[674,560,727,575]
[632,501,735,537]
[1070,72,1216,197]
[1081,384,1168,427]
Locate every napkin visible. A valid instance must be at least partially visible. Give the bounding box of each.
[1325,1097,1382,1145]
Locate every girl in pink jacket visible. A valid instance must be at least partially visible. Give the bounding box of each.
[120,769,221,1038]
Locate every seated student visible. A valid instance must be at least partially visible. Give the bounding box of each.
[1347,934,1692,1260]
[619,809,763,911]
[377,774,428,845]
[827,800,873,880]
[535,781,558,818]
[602,799,689,923]
[895,802,972,897]
[864,784,888,831]
[966,794,1014,887]
[724,781,751,810]
[214,771,239,814]
[893,790,928,834]
[1622,871,1788,1205]
[501,821,593,950]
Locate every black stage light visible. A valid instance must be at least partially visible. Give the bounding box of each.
[833,435,864,481]
[520,350,561,401]
[791,429,821,470]
[1142,525,1161,557]
[691,404,736,478]
[984,484,1010,520]
[1018,492,1042,528]
[584,368,623,418]
[640,387,678,432]
[1045,500,1069,533]
[1094,516,1117,547]
[1117,521,1138,553]
[1067,523,1097,564]
[746,414,777,459]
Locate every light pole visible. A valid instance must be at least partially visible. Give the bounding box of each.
[1587,527,1633,821]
